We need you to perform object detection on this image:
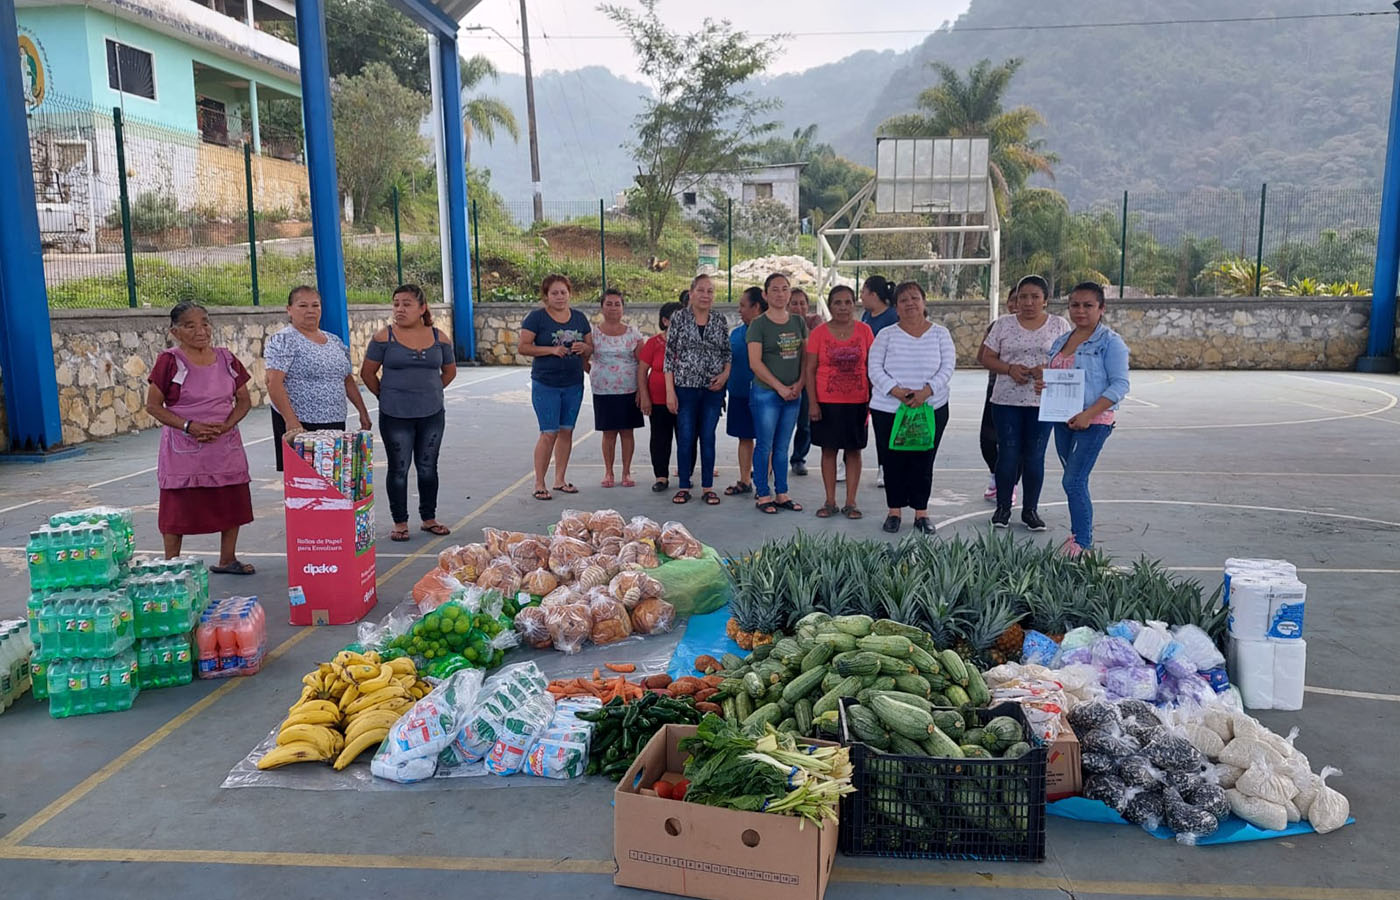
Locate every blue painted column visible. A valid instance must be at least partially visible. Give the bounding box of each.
[435,39,476,363]
[1360,1,1400,373]
[294,0,349,343]
[0,0,64,451]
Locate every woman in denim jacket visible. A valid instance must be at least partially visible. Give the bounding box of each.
[1038,281,1130,555]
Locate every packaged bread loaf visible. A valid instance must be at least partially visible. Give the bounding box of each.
[545,602,592,654]
[555,509,592,542]
[588,595,634,645]
[659,521,703,559]
[630,596,676,635]
[618,541,660,570]
[609,571,664,609]
[514,606,553,649]
[623,516,661,547]
[586,508,626,541]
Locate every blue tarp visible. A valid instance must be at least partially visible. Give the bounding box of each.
[1048,796,1353,844]
[667,605,742,679]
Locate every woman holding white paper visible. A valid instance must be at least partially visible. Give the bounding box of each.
[1038,281,1130,556]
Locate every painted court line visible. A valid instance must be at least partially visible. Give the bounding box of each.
[1304,686,1400,703]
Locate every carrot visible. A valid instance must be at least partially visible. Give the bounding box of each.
[593,668,602,681]
[604,662,636,673]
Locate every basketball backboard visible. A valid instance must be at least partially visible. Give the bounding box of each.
[874,137,990,215]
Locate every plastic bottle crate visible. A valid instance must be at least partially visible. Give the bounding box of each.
[836,699,1047,862]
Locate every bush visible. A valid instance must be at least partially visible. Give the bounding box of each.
[108,191,182,234]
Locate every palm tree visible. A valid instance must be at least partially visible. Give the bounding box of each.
[459,54,519,165]
[878,58,1055,213]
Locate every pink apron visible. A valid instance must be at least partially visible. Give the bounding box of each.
[157,348,252,490]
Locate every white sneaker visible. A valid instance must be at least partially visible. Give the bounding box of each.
[983,475,997,502]
[836,457,846,483]
[876,465,884,489]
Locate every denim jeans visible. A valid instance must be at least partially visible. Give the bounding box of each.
[1054,423,1113,547]
[380,409,445,524]
[530,381,585,433]
[674,386,725,490]
[750,385,801,498]
[991,403,1051,513]
[791,392,811,466]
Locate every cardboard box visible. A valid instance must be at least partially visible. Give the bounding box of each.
[1045,730,1081,800]
[614,724,838,900]
[283,449,377,625]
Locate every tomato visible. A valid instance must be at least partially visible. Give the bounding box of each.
[654,780,674,799]
[671,779,689,801]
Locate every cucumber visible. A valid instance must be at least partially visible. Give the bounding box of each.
[856,635,915,659]
[893,673,932,698]
[939,649,970,686]
[965,666,991,707]
[800,642,834,672]
[782,666,826,703]
[830,614,874,636]
[794,698,813,734]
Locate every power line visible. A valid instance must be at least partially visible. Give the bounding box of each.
[455,9,1395,41]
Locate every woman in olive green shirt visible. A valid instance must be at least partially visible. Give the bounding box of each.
[747,272,808,514]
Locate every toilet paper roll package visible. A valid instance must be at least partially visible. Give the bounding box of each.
[1229,637,1276,710]
[1271,639,1307,711]
[1226,576,1273,641]
[1224,558,1297,605]
[1265,579,1307,642]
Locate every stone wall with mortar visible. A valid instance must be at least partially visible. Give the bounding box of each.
[0,297,1384,450]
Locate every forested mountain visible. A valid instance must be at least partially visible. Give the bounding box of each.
[467,0,1392,206]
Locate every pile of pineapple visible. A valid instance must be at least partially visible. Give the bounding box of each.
[724,532,1225,665]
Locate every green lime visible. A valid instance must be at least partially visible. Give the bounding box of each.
[441,605,460,620]
[454,618,471,634]
[464,647,478,662]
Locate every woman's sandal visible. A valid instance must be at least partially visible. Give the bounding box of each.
[651,480,669,492]
[755,500,780,514]
[842,505,864,520]
[702,490,721,505]
[211,559,256,574]
[672,489,691,504]
[776,499,804,512]
[389,527,411,542]
[553,483,579,494]
[815,502,839,518]
[724,481,753,496]
[600,475,615,488]
[621,476,636,487]
[420,523,451,536]
[533,489,553,501]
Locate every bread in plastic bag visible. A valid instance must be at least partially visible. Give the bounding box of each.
[609,570,664,609]
[483,527,529,557]
[618,540,661,570]
[545,602,592,654]
[476,558,523,596]
[412,568,466,613]
[1236,762,1299,805]
[573,559,611,590]
[547,535,594,577]
[659,520,703,559]
[586,553,622,578]
[631,596,676,635]
[588,595,634,645]
[439,542,492,578]
[1226,787,1288,831]
[540,584,581,608]
[623,515,662,546]
[522,567,560,597]
[509,536,551,571]
[1306,766,1349,833]
[514,606,553,649]
[586,508,626,541]
[555,510,592,542]
[594,535,625,558]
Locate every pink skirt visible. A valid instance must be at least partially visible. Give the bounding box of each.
[158,484,254,536]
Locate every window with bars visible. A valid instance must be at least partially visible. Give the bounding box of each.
[106,40,156,100]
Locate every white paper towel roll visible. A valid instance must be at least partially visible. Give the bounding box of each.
[1227,576,1273,641]
[1230,637,1276,710]
[1272,639,1307,710]
[1266,579,1307,642]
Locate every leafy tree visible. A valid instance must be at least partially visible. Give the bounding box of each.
[601,0,780,253]
[460,54,520,165]
[332,63,430,223]
[1001,188,1113,295]
[757,125,872,227]
[878,58,1054,212]
[326,0,429,91]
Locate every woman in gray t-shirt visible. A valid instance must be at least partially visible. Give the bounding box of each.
[265,285,372,471]
[361,285,457,542]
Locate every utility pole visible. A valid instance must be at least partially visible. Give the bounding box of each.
[519,0,543,224]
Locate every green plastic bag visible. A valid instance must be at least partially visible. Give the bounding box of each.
[889,403,937,451]
[651,544,729,617]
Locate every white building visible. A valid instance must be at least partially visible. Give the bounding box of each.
[676,162,803,223]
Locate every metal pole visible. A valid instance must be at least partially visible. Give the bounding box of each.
[726,197,733,302]
[244,142,260,305]
[427,33,453,308]
[392,185,404,286]
[519,0,543,224]
[113,107,138,310]
[599,198,607,291]
[1118,190,1128,299]
[472,199,481,301]
[1361,1,1400,371]
[436,38,476,362]
[1253,183,1267,296]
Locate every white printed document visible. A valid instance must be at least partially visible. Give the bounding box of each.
[1038,369,1086,422]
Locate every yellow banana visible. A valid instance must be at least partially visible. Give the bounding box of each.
[332,727,389,770]
[343,663,380,684]
[257,741,333,769]
[290,685,318,710]
[301,671,326,690]
[386,657,416,676]
[281,708,340,728]
[355,664,395,694]
[276,724,340,756]
[328,679,349,700]
[343,709,402,744]
[289,699,340,716]
[393,673,416,690]
[317,662,335,677]
[338,682,360,711]
[343,684,409,716]
[333,650,369,667]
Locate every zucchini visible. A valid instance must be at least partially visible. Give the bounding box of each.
[777,716,798,733]
[1003,741,1031,759]
[871,619,932,646]
[845,704,892,749]
[800,643,834,672]
[926,672,950,692]
[965,666,991,707]
[781,666,827,703]
[741,702,783,730]
[888,733,927,756]
[717,677,746,699]
[734,691,754,723]
[873,787,931,831]
[908,644,942,675]
[820,670,844,693]
[812,676,863,716]
[931,710,965,739]
[864,675,896,693]
[794,611,831,630]
[944,685,972,708]
[830,614,874,636]
[778,698,794,716]
[930,692,952,708]
[794,698,813,734]
[857,635,915,659]
[833,651,882,678]
[869,694,936,739]
[922,726,964,757]
[721,696,737,721]
[742,672,766,699]
[870,690,932,711]
[893,673,932,698]
[939,649,970,686]
[762,682,784,705]
[983,715,1023,747]
[962,726,986,747]
[814,631,858,653]
[772,638,804,667]
[794,630,816,652]
[960,744,994,758]
[720,652,746,670]
[748,644,773,662]
[980,729,1006,752]
[875,654,917,677]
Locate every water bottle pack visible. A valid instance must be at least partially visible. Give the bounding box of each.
[0,620,36,713]
[28,589,135,660]
[136,634,196,690]
[49,507,135,564]
[128,555,210,609]
[196,597,267,679]
[45,651,140,718]
[25,523,122,591]
[126,572,201,639]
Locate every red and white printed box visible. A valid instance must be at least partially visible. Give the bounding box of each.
[283,449,376,625]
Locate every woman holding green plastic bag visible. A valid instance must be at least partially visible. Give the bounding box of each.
[866,281,955,535]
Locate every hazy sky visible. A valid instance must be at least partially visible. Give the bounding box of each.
[459,0,974,81]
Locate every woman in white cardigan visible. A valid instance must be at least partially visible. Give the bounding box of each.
[866,281,956,535]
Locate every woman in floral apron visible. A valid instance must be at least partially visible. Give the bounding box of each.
[144,302,255,574]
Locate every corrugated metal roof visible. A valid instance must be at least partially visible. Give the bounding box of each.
[433,0,486,22]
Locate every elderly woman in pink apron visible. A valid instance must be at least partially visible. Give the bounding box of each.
[144,301,255,574]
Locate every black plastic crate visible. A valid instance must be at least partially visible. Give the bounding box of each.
[836,699,1047,862]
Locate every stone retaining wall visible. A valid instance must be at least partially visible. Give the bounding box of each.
[0,296,1384,449]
